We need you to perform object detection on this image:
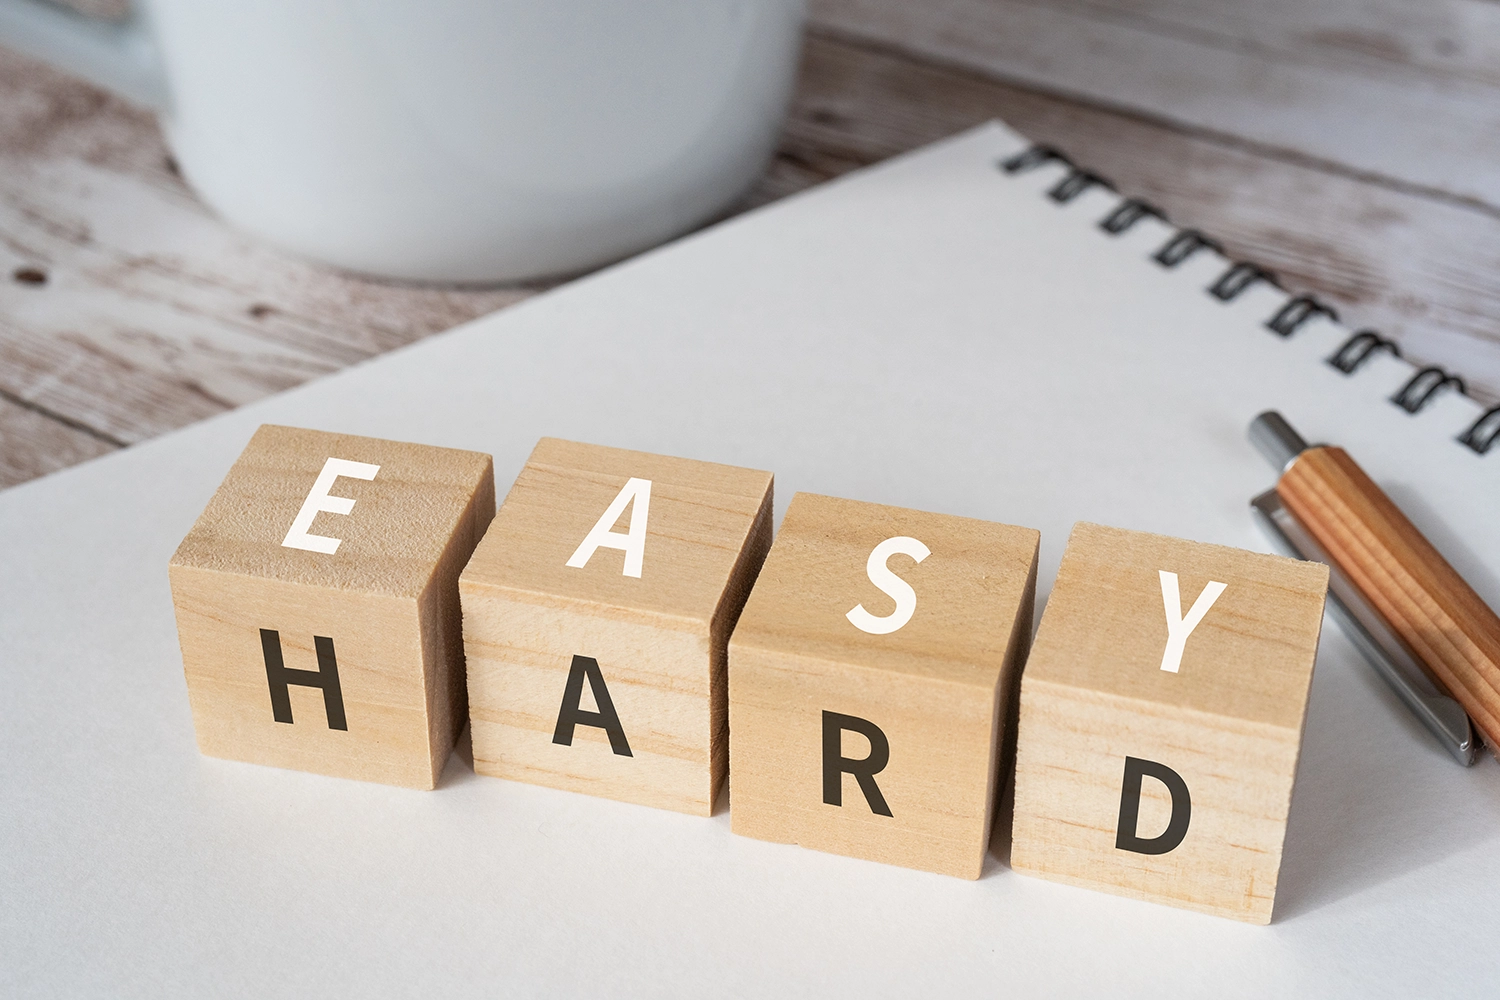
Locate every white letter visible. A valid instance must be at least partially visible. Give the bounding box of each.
[1159,570,1227,673]
[566,478,652,578]
[281,457,381,554]
[847,536,931,635]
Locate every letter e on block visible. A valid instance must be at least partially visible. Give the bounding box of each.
[1010,522,1328,923]
[168,425,495,788]
[729,493,1040,878]
[459,438,774,816]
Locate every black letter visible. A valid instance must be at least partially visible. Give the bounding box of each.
[260,629,347,731]
[552,655,632,756]
[1115,756,1191,855]
[822,711,892,817]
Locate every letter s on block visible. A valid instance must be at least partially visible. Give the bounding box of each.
[847,536,930,635]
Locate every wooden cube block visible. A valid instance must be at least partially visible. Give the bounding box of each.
[728,492,1040,879]
[458,438,773,816]
[168,424,495,789]
[1010,522,1328,923]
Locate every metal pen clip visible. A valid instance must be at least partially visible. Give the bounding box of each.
[1249,412,1478,766]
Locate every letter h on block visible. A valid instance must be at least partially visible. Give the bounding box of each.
[168,425,495,789]
[459,438,774,816]
[729,493,1040,879]
[1010,522,1328,923]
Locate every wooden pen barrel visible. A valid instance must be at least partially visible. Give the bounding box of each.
[1277,446,1500,752]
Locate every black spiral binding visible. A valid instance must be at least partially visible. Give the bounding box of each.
[999,146,1067,175]
[1329,330,1400,373]
[1101,198,1165,234]
[1266,296,1338,337]
[1460,406,1500,454]
[1153,230,1222,268]
[1048,170,1115,204]
[998,144,1497,455]
[1209,263,1280,301]
[1393,367,1466,413]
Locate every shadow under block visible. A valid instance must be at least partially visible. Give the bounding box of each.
[458,438,774,816]
[1010,522,1329,924]
[728,492,1040,879]
[168,425,495,789]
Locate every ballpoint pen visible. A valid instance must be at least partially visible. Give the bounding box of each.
[1248,410,1500,766]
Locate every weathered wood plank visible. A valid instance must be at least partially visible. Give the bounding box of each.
[779,32,1500,401]
[1102,0,1500,89]
[4,27,1500,490]
[0,391,116,484]
[810,0,1500,207]
[0,40,832,489]
[0,47,544,463]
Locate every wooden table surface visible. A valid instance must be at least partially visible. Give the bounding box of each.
[4,0,1500,489]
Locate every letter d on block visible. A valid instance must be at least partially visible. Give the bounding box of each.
[1115,756,1191,855]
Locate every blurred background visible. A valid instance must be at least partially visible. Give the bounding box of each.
[2,0,1498,488]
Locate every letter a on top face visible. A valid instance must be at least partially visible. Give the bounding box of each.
[1010,522,1328,923]
[459,438,774,816]
[729,493,1040,879]
[168,424,496,788]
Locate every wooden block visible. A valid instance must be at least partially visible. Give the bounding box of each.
[168,424,496,789]
[458,438,773,816]
[1010,522,1328,923]
[728,492,1040,879]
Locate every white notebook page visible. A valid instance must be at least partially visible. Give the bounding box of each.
[1,122,1497,997]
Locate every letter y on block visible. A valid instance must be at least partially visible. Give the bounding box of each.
[1159,570,1226,673]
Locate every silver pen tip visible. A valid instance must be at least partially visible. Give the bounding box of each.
[1249,410,1311,473]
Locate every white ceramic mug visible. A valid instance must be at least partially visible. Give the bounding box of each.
[0,0,805,282]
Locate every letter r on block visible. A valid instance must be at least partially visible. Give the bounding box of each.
[822,711,893,817]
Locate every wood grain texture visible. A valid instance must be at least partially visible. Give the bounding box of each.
[728,492,1039,879]
[0,390,115,482]
[168,424,495,789]
[810,0,1500,206]
[778,32,1500,405]
[459,438,774,816]
[1278,446,1500,751]
[1010,522,1327,923]
[0,45,543,485]
[5,12,1500,488]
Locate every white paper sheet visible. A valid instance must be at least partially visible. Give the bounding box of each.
[3,123,1498,997]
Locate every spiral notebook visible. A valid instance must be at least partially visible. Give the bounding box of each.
[3,121,1499,996]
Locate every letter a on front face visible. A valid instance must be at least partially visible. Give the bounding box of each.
[552,655,632,756]
[566,477,652,578]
